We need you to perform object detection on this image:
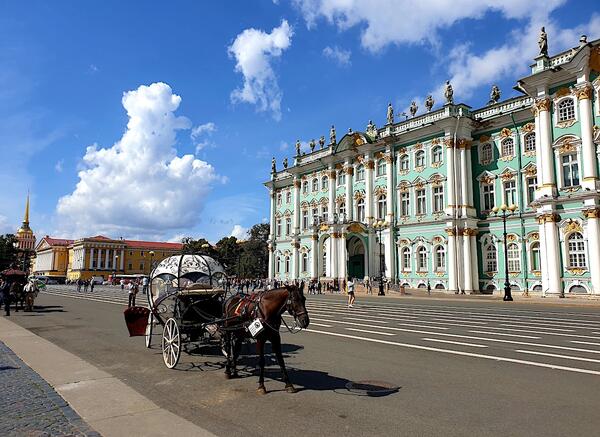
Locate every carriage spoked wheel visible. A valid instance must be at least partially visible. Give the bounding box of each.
[145,313,154,348]
[162,318,181,369]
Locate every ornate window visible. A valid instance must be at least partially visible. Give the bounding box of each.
[285,217,291,236]
[312,178,319,192]
[356,198,365,222]
[561,153,580,187]
[501,138,514,157]
[399,154,409,171]
[507,243,520,272]
[557,98,575,122]
[482,182,495,211]
[503,180,517,206]
[416,188,426,215]
[302,180,308,194]
[284,255,290,273]
[434,245,446,271]
[526,176,537,205]
[376,159,386,176]
[432,146,443,164]
[276,256,281,274]
[322,175,329,191]
[401,247,411,271]
[415,150,425,168]
[567,232,587,268]
[338,202,346,217]
[524,133,536,153]
[356,164,365,181]
[302,210,309,230]
[377,195,387,219]
[481,143,493,163]
[432,185,444,213]
[322,205,328,222]
[276,219,282,237]
[311,207,319,224]
[417,246,427,271]
[530,242,541,271]
[338,171,345,185]
[484,244,497,272]
[277,193,282,205]
[302,253,309,272]
[286,191,291,203]
[400,192,410,216]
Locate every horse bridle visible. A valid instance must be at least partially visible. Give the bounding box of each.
[283,289,307,331]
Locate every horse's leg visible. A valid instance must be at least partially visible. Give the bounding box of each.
[272,333,296,393]
[256,338,267,395]
[224,332,232,379]
[231,334,241,378]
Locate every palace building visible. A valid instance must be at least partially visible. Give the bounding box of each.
[265,35,600,296]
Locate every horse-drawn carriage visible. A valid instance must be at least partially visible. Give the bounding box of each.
[1,268,39,312]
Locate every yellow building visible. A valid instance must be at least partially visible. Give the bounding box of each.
[15,194,36,251]
[33,234,183,281]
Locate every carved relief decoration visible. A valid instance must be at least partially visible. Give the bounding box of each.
[528,232,539,241]
[478,135,491,143]
[335,194,345,203]
[563,219,583,234]
[480,174,495,185]
[537,213,560,224]
[583,208,600,219]
[522,123,535,133]
[353,190,365,200]
[524,165,537,177]
[500,128,512,139]
[431,138,440,145]
[444,138,454,148]
[574,85,593,100]
[414,142,423,150]
[554,87,571,98]
[463,228,478,236]
[365,160,375,170]
[567,268,586,276]
[345,166,354,175]
[533,98,551,114]
[500,171,516,181]
[374,186,387,196]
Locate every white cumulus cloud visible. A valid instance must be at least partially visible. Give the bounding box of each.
[228,20,293,120]
[322,45,351,66]
[191,122,217,153]
[57,82,220,238]
[230,224,248,239]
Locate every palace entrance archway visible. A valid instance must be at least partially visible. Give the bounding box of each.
[347,236,366,280]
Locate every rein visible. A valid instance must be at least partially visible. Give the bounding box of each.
[257,289,306,334]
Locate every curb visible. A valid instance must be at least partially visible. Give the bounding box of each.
[0,316,216,437]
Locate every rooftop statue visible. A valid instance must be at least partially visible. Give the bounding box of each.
[386,103,394,125]
[348,127,353,134]
[425,95,434,112]
[295,139,301,156]
[309,139,316,152]
[330,125,336,145]
[489,85,501,105]
[580,34,588,47]
[366,120,377,138]
[319,135,325,149]
[283,157,288,169]
[410,101,418,118]
[538,27,548,56]
[271,157,276,173]
[444,81,454,105]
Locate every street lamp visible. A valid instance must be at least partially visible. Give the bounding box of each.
[373,219,388,296]
[491,204,518,302]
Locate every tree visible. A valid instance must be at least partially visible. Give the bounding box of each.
[215,236,242,276]
[238,223,269,278]
[181,237,219,259]
[0,234,19,271]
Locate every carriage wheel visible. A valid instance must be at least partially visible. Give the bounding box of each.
[162,318,181,369]
[145,313,154,348]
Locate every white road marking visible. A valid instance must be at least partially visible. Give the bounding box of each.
[345,328,395,336]
[570,340,600,347]
[500,323,574,332]
[515,350,600,364]
[467,330,541,339]
[430,318,487,325]
[42,291,126,306]
[342,317,389,324]
[490,327,600,340]
[309,322,333,328]
[398,323,448,330]
[422,338,488,348]
[304,328,600,376]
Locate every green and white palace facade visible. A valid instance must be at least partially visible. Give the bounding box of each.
[265,38,600,296]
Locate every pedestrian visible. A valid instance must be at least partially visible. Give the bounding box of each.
[120,279,125,291]
[142,276,149,295]
[90,279,95,293]
[0,278,11,316]
[317,280,322,295]
[427,280,431,296]
[77,279,82,293]
[128,282,136,307]
[83,280,89,293]
[347,277,355,308]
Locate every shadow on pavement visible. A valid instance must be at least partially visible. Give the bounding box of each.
[31,305,65,313]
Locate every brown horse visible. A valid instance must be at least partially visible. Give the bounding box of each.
[222,285,309,394]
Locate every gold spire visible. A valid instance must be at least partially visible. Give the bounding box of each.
[24,192,30,225]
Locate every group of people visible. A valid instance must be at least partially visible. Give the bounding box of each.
[0,278,15,316]
[71,278,95,293]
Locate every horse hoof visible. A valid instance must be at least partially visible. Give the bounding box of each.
[285,385,297,393]
[225,373,232,380]
[232,372,239,379]
[257,387,267,395]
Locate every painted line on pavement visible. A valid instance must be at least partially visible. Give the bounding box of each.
[345,328,395,336]
[342,316,389,324]
[304,328,600,376]
[422,338,488,348]
[500,323,575,332]
[490,327,600,340]
[398,323,448,330]
[467,330,541,339]
[570,340,600,347]
[42,291,126,306]
[515,350,600,364]
[309,322,333,328]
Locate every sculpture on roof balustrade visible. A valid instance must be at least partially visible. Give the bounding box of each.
[425,95,434,112]
[488,85,501,105]
[309,139,316,152]
[366,120,377,138]
[271,157,276,173]
[444,81,454,105]
[282,158,288,169]
[319,135,325,149]
[295,139,301,156]
[410,101,418,118]
[330,125,336,145]
[386,103,394,125]
[538,27,548,56]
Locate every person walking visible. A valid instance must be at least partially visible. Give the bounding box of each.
[0,278,10,316]
[142,276,149,295]
[120,278,125,291]
[347,277,356,308]
[128,282,136,307]
[317,280,322,295]
[76,279,82,293]
[83,280,89,293]
[90,279,95,293]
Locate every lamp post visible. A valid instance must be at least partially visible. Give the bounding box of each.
[491,204,518,302]
[149,251,155,275]
[373,219,388,296]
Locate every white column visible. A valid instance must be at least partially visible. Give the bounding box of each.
[268,190,276,279]
[535,99,555,198]
[268,247,274,279]
[331,234,339,279]
[470,235,479,293]
[120,250,125,270]
[459,147,469,216]
[113,251,117,270]
[447,228,457,292]
[345,161,353,221]
[339,236,347,280]
[385,153,395,281]
[365,154,374,225]
[105,249,109,271]
[445,138,456,210]
[462,229,473,293]
[97,249,102,270]
[328,166,336,221]
[540,214,562,294]
[466,146,474,206]
[293,179,300,232]
[310,236,318,279]
[577,85,597,189]
[292,245,299,279]
[585,209,600,294]
[89,248,94,270]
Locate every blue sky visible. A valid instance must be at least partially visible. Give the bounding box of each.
[1,0,598,242]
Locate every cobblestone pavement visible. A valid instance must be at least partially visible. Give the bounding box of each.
[0,341,101,437]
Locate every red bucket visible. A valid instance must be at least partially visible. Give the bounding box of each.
[124,306,150,337]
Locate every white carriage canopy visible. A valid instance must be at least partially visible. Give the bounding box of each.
[150,254,226,306]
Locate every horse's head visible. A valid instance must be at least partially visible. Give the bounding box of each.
[286,285,310,329]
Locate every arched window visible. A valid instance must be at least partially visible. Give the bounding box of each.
[557,98,575,122]
[338,202,346,217]
[561,153,580,187]
[501,138,514,157]
[417,246,427,271]
[338,171,345,185]
[399,154,409,171]
[507,242,520,272]
[277,193,282,205]
[485,244,497,272]
[432,146,442,164]
[276,219,282,237]
[415,150,425,167]
[286,191,291,203]
[322,205,328,222]
[356,164,365,181]
[401,247,411,271]
[377,195,387,219]
[432,185,444,213]
[567,232,587,268]
[524,133,536,153]
[376,159,386,176]
[301,253,308,272]
[481,143,493,163]
[276,256,281,273]
[530,242,541,271]
[285,217,291,236]
[302,180,309,194]
[356,198,365,222]
[322,175,328,190]
[312,178,319,192]
[302,210,309,230]
[434,245,446,271]
[284,255,290,273]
